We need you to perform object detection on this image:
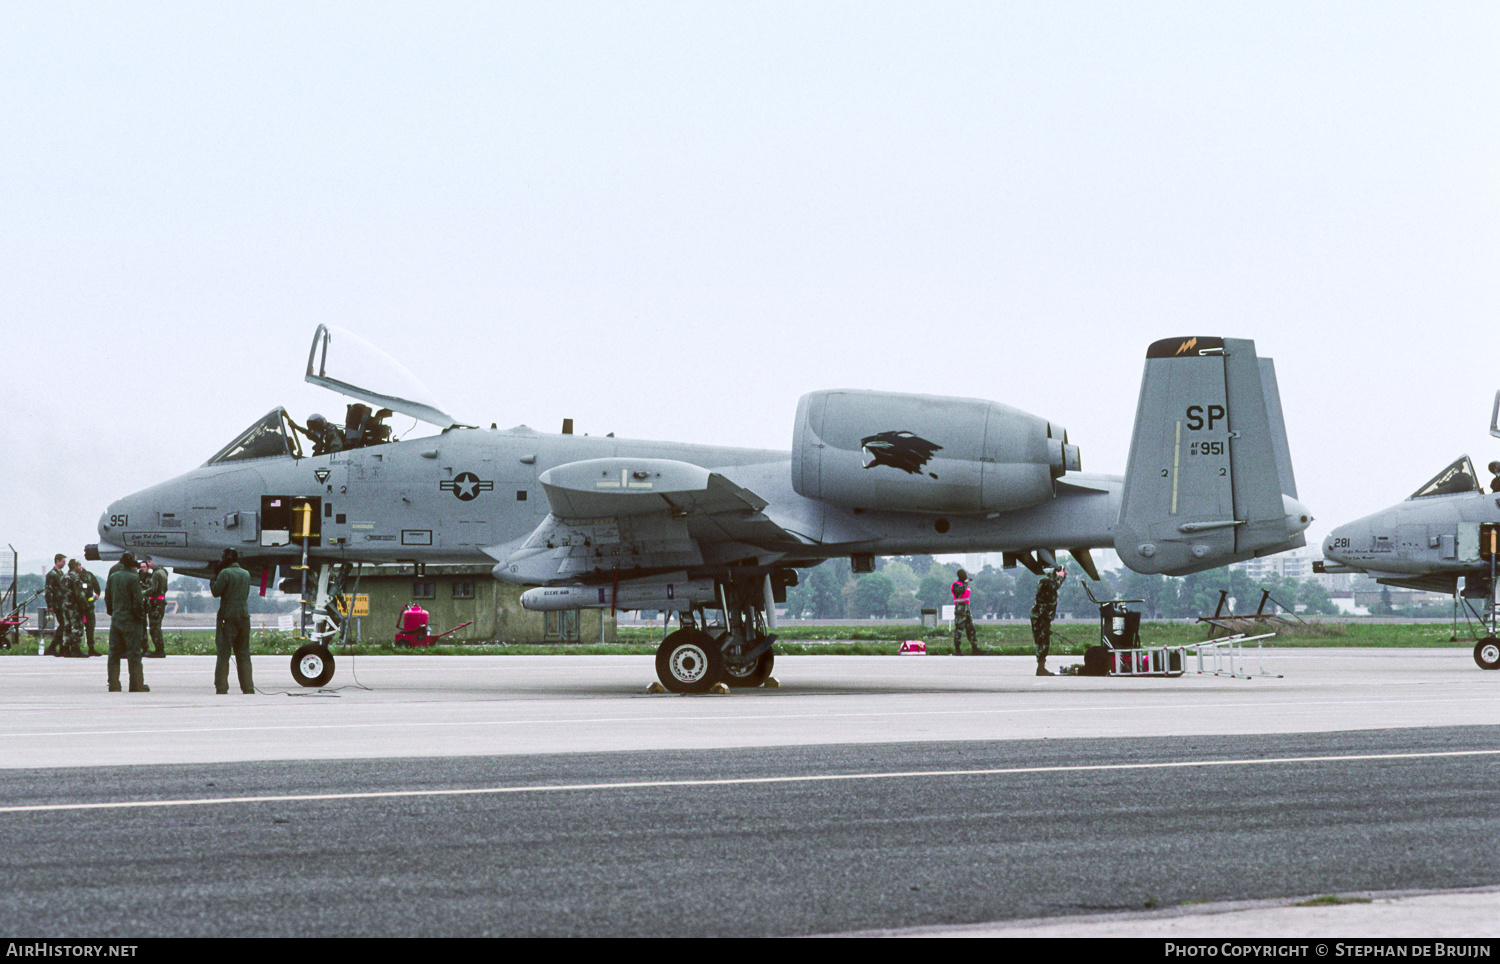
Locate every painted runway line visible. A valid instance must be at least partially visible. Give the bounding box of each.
[3,747,1496,814]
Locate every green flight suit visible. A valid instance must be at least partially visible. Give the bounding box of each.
[212,562,254,694]
[105,567,147,691]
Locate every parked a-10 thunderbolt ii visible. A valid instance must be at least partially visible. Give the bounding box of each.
[1320,392,1500,670]
[90,327,1312,692]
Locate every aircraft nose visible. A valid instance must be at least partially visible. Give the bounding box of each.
[89,504,127,561]
[1323,522,1362,564]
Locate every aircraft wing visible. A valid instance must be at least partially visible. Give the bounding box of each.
[495,458,807,585]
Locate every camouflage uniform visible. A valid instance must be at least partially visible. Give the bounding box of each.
[61,567,87,657]
[1030,570,1063,672]
[43,562,67,656]
[950,575,983,655]
[142,562,168,657]
[75,566,102,656]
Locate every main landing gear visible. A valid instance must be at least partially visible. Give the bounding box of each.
[655,629,724,694]
[654,577,780,693]
[1476,637,1500,671]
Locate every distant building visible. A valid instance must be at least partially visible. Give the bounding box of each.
[1230,547,1315,582]
[342,564,616,644]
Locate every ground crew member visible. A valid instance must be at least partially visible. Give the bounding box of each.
[71,559,102,656]
[60,559,88,658]
[104,552,149,692]
[211,548,254,694]
[950,569,986,656]
[1031,566,1067,676]
[43,554,67,656]
[141,556,168,658]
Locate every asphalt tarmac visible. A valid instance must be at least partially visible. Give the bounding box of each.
[0,650,1496,937]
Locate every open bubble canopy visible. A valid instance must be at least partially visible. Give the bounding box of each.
[304,323,455,429]
[205,325,459,465]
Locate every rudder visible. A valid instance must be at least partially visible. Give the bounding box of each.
[1115,336,1310,576]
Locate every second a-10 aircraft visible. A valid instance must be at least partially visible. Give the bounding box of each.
[90,327,1312,692]
[1320,392,1500,670]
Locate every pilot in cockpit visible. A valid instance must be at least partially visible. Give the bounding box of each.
[1489,461,1500,494]
[305,414,343,456]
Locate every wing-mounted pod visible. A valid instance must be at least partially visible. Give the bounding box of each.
[1115,336,1312,576]
[791,389,1080,515]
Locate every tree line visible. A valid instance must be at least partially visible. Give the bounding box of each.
[780,555,1342,620]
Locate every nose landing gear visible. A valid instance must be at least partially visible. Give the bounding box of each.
[289,562,359,687]
[291,643,336,686]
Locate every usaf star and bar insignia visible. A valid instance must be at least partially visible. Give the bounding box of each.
[440,471,494,501]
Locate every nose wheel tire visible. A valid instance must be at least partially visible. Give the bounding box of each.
[1475,637,1500,670]
[291,643,336,687]
[654,630,724,694]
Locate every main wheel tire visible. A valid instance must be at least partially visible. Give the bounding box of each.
[1475,637,1500,670]
[654,630,724,694]
[291,643,336,687]
[724,650,774,688]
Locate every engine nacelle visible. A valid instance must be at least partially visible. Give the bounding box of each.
[791,389,1079,515]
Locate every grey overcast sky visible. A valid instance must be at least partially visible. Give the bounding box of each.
[2,2,1496,574]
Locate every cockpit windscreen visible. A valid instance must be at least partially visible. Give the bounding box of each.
[206,408,302,465]
[1407,455,1481,500]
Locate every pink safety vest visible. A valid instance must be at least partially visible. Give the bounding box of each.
[951,579,970,604]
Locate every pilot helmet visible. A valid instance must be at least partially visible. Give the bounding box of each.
[308,413,328,430]
[1489,461,1500,475]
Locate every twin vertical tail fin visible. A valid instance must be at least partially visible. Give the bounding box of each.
[1115,337,1312,576]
